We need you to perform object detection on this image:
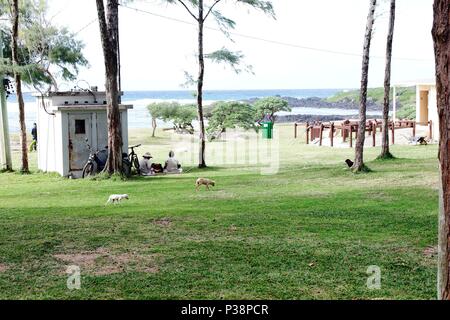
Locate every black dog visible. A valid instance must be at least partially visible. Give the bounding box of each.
[345,159,354,168]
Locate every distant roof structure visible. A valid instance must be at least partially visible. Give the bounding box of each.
[393,79,436,87]
[32,90,124,97]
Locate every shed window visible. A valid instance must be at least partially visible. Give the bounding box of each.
[75,119,86,134]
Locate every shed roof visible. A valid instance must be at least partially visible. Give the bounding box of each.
[54,104,133,111]
[32,91,124,97]
[393,79,436,87]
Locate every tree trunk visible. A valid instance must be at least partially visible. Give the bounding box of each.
[433,0,450,300]
[11,0,28,173]
[96,0,122,175]
[152,117,157,137]
[0,32,12,172]
[380,0,396,159]
[353,0,377,172]
[197,0,207,168]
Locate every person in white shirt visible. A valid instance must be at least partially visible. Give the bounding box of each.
[164,150,182,174]
[139,152,154,176]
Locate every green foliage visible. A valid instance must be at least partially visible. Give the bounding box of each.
[205,48,252,74]
[206,101,258,140]
[147,102,166,120]
[397,104,416,120]
[236,0,275,17]
[327,87,416,120]
[253,96,290,123]
[209,10,236,37]
[147,102,197,134]
[0,0,88,91]
[165,0,274,81]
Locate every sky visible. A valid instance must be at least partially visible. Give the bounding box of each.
[47,0,436,91]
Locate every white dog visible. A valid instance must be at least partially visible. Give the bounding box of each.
[106,194,129,205]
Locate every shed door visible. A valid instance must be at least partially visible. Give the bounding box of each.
[420,90,429,123]
[68,114,92,171]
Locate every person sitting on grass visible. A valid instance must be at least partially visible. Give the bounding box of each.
[139,152,155,176]
[164,150,182,174]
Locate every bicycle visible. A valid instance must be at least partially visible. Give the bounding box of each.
[128,144,141,175]
[82,139,132,178]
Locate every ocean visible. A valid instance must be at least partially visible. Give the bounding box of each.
[4,89,380,133]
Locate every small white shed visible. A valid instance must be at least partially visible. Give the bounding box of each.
[35,90,133,178]
[394,79,438,141]
[416,81,438,140]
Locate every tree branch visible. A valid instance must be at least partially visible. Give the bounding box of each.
[177,0,199,21]
[204,0,223,20]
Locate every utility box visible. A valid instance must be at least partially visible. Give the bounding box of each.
[35,90,133,178]
[261,121,274,139]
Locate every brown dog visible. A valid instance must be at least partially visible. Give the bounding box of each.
[196,178,215,191]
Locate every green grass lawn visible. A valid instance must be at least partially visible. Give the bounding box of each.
[0,124,439,299]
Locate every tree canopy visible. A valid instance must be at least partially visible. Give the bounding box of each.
[0,0,88,92]
[206,101,258,140]
[147,102,197,134]
[253,96,290,123]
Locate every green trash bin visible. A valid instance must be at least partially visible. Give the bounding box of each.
[261,121,274,139]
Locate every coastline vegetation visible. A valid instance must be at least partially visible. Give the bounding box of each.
[327,87,417,120]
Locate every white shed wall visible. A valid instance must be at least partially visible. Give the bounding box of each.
[415,84,439,141]
[37,92,131,177]
[429,86,439,141]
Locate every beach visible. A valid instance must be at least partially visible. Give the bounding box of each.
[5,89,383,133]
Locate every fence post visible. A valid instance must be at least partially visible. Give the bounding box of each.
[372,122,376,147]
[429,120,433,140]
[306,122,309,145]
[391,122,395,145]
[319,124,324,146]
[294,123,297,139]
[350,125,353,148]
[330,122,335,147]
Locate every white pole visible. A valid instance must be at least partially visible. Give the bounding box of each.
[0,33,12,171]
[393,86,397,122]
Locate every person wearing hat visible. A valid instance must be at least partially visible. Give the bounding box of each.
[139,152,154,176]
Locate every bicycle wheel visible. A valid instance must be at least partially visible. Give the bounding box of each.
[122,160,131,178]
[132,156,140,174]
[82,162,94,178]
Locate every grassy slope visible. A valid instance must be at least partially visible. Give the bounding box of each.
[0,125,438,299]
[327,87,416,119]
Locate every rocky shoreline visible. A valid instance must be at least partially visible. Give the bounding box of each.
[281,96,383,111]
[247,95,385,112]
[276,114,356,123]
[247,95,385,123]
